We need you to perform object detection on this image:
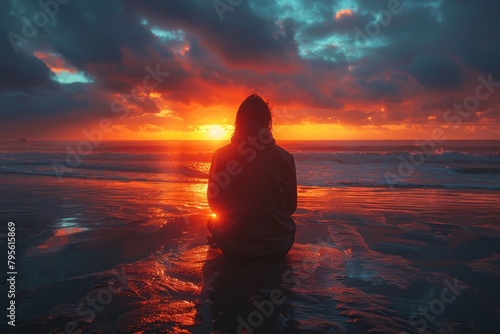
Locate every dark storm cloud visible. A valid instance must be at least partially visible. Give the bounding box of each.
[307,45,349,70]
[338,4,465,90]
[6,0,154,68]
[0,19,80,122]
[406,54,464,90]
[0,27,56,93]
[440,0,500,80]
[419,96,465,112]
[0,83,88,119]
[358,78,401,101]
[0,0,499,138]
[362,0,498,90]
[87,45,189,94]
[124,0,298,66]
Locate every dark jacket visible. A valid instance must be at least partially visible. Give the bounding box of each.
[207,129,297,260]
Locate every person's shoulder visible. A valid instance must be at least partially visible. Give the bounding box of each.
[212,142,236,160]
[273,144,295,161]
[214,142,234,155]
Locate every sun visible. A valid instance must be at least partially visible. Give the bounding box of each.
[202,124,232,140]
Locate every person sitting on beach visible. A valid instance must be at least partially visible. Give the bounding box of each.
[207,94,297,260]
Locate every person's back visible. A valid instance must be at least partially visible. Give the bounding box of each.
[207,94,297,260]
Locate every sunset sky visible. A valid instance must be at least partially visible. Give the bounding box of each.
[1,0,499,140]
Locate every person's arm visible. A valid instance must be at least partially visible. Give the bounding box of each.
[287,155,298,215]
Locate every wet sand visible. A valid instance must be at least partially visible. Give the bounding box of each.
[1,174,499,333]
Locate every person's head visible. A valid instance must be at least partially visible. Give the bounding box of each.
[233,94,272,137]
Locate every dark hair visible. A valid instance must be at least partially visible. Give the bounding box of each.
[233,94,272,138]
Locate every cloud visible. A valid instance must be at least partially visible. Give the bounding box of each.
[0,85,88,119]
[0,0,499,139]
[406,55,464,90]
[125,0,298,68]
[358,78,401,101]
[0,28,56,93]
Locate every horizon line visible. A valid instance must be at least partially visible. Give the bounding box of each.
[2,138,500,142]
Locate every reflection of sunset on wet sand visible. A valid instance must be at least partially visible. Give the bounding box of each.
[2,138,499,332]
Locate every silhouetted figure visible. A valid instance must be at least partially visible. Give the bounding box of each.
[207,94,297,260]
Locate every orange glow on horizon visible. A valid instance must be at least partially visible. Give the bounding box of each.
[44,121,500,141]
[32,98,500,141]
[198,124,233,141]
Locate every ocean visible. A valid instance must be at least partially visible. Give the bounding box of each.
[1,140,500,190]
[1,140,499,333]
